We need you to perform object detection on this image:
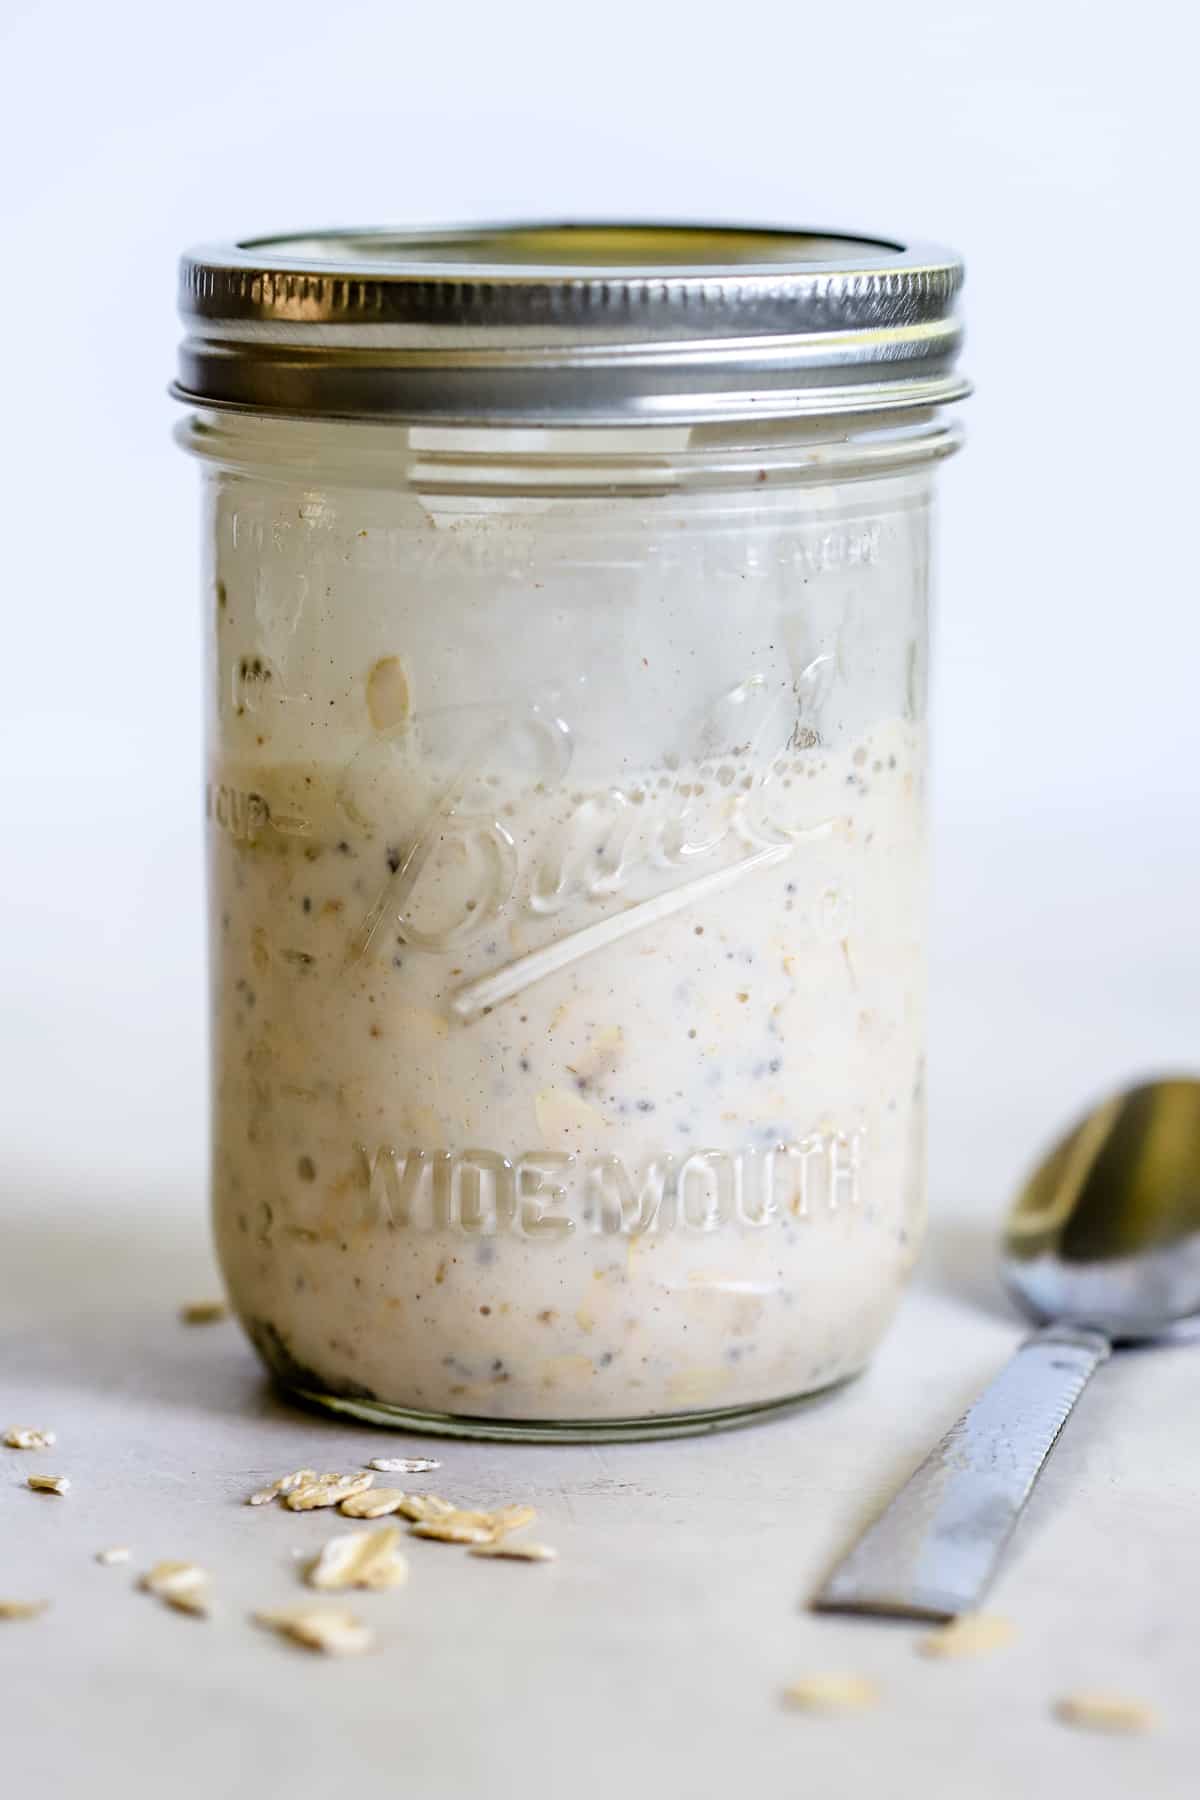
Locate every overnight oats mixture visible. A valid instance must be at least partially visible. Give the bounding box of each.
[207,477,928,1424]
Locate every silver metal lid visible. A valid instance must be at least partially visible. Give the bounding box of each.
[173,222,968,426]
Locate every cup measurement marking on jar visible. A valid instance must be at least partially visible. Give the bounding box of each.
[206,782,311,841]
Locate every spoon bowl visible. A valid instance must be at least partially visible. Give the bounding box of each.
[1002,1078,1200,1341]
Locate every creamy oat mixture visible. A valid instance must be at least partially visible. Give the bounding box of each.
[207,471,928,1423]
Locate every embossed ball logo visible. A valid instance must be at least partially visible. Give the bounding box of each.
[344,660,842,1023]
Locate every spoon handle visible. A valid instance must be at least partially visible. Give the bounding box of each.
[812,1324,1111,1620]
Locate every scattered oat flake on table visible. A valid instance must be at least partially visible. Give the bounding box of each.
[96,1547,131,1566]
[285,1472,374,1512]
[367,1457,441,1475]
[782,1674,880,1714]
[4,1428,56,1450]
[306,1527,408,1592]
[180,1300,229,1325]
[0,1600,49,1620]
[918,1613,1015,1660]
[27,1475,69,1496]
[247,1468,319,1506]
[1054,1691,1157,1734]
[339,1487,409,1519]
[140,1561,212,1616]
[469,1541,557,1562]
[395,1492,456,1523]
[410,1513,497,1546]
[405,1501,536,1544]
[487,1504,537,1537]
[255,1606,374,1656]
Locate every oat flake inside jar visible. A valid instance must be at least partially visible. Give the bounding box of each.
[174,223,969,1439]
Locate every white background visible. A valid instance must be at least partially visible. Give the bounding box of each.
[1,0,1196,1220]
[3,9,1200,1795]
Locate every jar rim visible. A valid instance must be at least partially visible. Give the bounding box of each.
[173,219,969,426]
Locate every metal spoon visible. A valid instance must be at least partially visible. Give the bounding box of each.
[813,1077,1200,1620]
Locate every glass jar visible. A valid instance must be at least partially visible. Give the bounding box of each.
[174,225,968,1439]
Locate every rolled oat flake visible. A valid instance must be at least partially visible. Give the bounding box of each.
[4,1427,56,1450]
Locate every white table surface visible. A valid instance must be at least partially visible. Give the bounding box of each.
[3,814,1199,1797]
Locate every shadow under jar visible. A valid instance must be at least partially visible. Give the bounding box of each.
[174,223,969,1440]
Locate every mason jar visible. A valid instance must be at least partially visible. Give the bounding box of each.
[174,224,968,1440]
